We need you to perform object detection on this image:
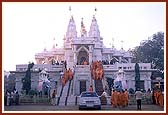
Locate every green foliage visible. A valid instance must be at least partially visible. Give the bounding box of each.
[132,32,164,78]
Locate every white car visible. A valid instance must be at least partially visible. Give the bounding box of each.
[79,91,101,110]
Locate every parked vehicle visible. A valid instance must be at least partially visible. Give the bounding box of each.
[79,91,101,110]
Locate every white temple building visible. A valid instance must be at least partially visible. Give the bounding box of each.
[11,11,156,105]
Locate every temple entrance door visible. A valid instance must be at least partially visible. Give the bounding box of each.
[77,50,89,65]
[80,57,86,65]
[80,81,86,94]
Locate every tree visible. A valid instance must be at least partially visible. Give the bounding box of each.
[22,62,34,95]
[132,32,164,79]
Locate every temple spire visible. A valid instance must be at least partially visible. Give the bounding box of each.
[89,13,100,38]
[66,6,77,40]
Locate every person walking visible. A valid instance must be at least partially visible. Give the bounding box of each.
[111,89,118,108]
[100,90,107,105]
[51,90,56,106]
[135,88,143,110]
[89,85,93,92]
[124,89,129,106]
[146,88,152,104]
[4,91,7,106]
[158,89,164,107]
[15,91,20,105]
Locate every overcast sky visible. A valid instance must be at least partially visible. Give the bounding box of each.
[2,2,166,71]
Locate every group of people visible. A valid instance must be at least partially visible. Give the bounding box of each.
[61,68,74,86]
[153,89,164,107]
[4,90,20,106]
[90,61,104,80]
[111,89,129,108]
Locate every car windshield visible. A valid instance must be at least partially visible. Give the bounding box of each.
[81,92,98,97]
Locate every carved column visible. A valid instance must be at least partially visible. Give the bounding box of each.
[108,54,110,64]
[89,45,93,64]
[73,45,77,65]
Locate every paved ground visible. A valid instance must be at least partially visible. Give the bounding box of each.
[3,104,164,112]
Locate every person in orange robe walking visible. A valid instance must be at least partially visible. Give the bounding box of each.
[61,77,66,87]
[117,91,122,108]
[154,90,159,105]
[158,90,164,107]
[111,90,118,108]
[120,90,126,107]
[92,69,96,80]
[111,90,114,106]
[124,89,129,106]
[96,68,100,80]
[68,68,73,80]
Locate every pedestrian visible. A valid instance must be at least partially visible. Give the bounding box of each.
[117,91,122,108]
[11,91,14,105]
[8,92,12,106]
[154,90,159,105]
[111,89,118,108]
[146,89,152,104]
[51,90,56,106]
[89,85,93,92]
[120,90,127,107]
[158,89,164,107]
[15,91,20,105]
[60,70,64,80]
[152,89,156,104]
[6,91,10,106]
[135,88,143,110]
[64,60,67,69]
[4,91,7,106]
[100,90,107,105]
[124,89,129,106]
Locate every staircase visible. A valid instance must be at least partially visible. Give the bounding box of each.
[95,79,104,96]
[65,80,72,105]
[57,80,70,106]
[57,68,75,106]
[73,65,92,95]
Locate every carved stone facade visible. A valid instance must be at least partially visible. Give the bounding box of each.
[11,15,155,96]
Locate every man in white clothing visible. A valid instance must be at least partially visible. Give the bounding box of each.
[135,88,143,110]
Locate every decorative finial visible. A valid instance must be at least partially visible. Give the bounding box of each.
[53,37,56,48]
[112,38,114,48]
[43,41,47,51]
[81,18,84,26]
[121,40,124,49]
[69,6,72,17]
[94,7,97,16]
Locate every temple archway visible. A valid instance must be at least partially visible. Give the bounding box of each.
[77,46,89,65]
